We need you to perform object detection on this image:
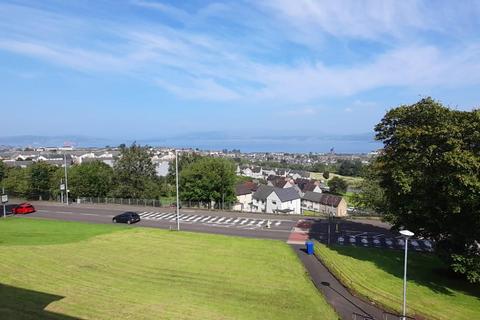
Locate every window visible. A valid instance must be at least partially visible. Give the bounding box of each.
[272,201,277,205]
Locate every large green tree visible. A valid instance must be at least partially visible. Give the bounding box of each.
[167,152,202,184]
[338,160,364,176]
[111,143,157,199]
[179,157,236,205]
[328,176,348,194]
[29,161,57,200]
[0,160,6,184]
[375,97,480,283]
[2,167,31,197]
[352,163,385,212]
[68,161,113,198]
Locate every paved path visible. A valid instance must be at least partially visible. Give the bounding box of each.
[293,244,385,320]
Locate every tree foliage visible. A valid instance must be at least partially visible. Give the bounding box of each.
[68,161,113,198]
[29,162,58,200]
[322,171,330,180]
[328,176,348,194]
[167,152,202,184]
[111,143,157,198]
[374,97,480,283]
[352,163,385,212]
[0,160,6,184]
[338,160,364,176]
[3,167,31,197]
[180,157,236,204]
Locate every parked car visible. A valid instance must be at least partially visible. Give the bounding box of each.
[12,203,36,214]
[112,212,140,224]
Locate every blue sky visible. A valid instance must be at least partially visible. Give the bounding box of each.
[1,0,480,152]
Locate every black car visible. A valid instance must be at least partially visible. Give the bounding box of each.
[112,212,140,224]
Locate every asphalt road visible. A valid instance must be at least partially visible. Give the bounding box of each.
[15,202,299,241]
[4,201,430,251]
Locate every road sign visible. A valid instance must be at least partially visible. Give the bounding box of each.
[1,194,7,204]
[60,184,65,191]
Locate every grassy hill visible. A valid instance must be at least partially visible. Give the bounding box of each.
[0,218,337,320]
[315,243,480,320]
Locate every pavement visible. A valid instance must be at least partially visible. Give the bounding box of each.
[293,244,385,320]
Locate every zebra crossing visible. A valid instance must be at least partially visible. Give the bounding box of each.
[138,211,286,230]
[336,235,434,252]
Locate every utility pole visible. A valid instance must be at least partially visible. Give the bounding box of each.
[64,153,69,205]
[2,186,6,218]
[175,149,180,231]
[60,178,64,204]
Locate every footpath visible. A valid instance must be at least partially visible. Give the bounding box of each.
[288,220,386,320]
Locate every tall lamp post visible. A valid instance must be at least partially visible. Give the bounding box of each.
[400,229,414,320]
[63,153,69,206]
[175,149,180,231]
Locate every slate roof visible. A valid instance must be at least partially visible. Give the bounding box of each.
[253,185,300,202]
[252,185,274,200]
[302,191,343,207]
[275,187,300,202]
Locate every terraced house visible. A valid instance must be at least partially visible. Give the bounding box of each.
[301,191,347,217]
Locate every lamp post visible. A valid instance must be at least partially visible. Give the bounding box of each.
[175,149,180,231]
[63,153,69,205]
[400,229,414,320]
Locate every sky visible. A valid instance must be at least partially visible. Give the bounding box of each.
[1,0,480,152]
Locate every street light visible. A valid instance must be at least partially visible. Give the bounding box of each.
[175,149,180,231]
[63,153,69,205]
[400,229,414,320]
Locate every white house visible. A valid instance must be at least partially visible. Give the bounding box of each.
[233,182,258,211]
[251,185,301,214]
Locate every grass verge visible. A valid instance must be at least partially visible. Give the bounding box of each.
[314,242,480,320]
[0,218,337,320]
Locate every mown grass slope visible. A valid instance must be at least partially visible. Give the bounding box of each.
[0,218,337,320]
[315,243,480,320]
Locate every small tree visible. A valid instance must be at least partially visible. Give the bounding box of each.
[328,176,348,194]
[323,171,330,180]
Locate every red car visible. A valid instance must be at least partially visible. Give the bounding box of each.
[12,203,36,214]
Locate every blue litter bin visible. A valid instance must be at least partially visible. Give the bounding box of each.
[306,241,314,255]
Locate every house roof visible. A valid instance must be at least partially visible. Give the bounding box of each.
[290,170,309,178]
[251,166,262,173]
[302,192,343,207]
[275,187,300,202]
[252,185,274,200]
[235,181,258,196]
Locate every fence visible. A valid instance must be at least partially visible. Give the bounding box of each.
[71,197,237,211]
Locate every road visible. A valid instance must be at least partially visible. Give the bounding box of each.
[19,201,300,241]
[5,201,431,251]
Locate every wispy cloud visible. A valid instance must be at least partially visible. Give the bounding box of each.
[0,0,479,105]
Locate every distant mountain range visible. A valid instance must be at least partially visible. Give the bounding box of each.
[0,132,381,153]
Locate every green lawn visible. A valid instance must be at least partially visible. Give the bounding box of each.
[0,218,337,320]
[315,243,480,320]
[309,172,363,187]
